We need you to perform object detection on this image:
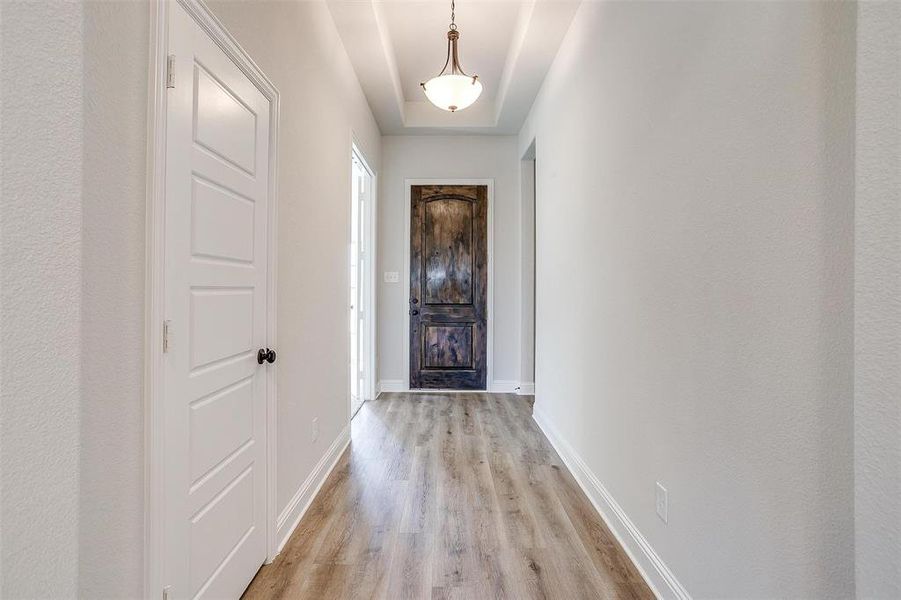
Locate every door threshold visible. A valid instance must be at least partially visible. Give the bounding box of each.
[403,388,488,394]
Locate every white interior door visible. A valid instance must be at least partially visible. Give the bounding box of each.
[163,4,270,598]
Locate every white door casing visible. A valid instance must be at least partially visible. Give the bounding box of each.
[349,147,374,418]
[153,2,279,598]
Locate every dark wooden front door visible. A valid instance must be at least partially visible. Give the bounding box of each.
[410,185,488,389]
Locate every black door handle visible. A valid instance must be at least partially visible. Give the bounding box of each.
[410,309,419,316]
[257,348,277,364]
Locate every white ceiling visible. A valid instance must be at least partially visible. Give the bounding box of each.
[381,2,520,102]
[327,0,581,135]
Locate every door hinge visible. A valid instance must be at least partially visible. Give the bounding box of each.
[162,320,172,353]
[166,54,176,89]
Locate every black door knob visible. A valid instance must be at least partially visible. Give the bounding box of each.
[257,348,277,364]
[410,309,419,316]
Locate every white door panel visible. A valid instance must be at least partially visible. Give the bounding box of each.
[189,288,254,369]
[191,177,256,263]
[189,468,255,593]
[189,378,254,482]
[193,64,258,175]
[164,3,270,598]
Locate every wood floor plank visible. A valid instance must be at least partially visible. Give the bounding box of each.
[242,392,655,600]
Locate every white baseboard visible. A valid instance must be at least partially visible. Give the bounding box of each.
[378,379,534,395]
[377,379,405,395]
[489,380,519,393]
[490,380,535,395]
[275,425,350,552]
[532,405,690,600]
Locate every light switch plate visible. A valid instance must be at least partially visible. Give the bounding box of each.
[656,482,668,524]
[384,271,399,283]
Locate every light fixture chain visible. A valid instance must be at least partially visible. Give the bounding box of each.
[450,0,456,30]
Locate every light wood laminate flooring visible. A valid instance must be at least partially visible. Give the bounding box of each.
[243,393,655,600]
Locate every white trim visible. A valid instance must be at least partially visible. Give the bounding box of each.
[350,139,378,417]
[377,379,405,395]
[264,41,281,570]
[532,405,691,600]
[519,142,537,400]
[489,381,535,394]
[377,380,533,397]
[144,2,168,595]
[276,426,351,551]
[402,178,495,392]
[489,380,520,393]
[145,0,281,595]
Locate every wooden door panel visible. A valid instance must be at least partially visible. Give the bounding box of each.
[410,185,487,389]
[423,324,473,368]
[424,199,473,305]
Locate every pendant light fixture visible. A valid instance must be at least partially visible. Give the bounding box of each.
[420,0,482,112]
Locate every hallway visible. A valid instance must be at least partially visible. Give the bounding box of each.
[3,1,899,597]
[243,393,653,599]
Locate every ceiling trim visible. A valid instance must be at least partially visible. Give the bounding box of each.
[371,0,407,123]
[493,0,535,124]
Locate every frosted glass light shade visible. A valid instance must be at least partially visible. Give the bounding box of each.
[421,74,483,112]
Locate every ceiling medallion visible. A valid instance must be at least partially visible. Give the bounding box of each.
[420,0,483,112]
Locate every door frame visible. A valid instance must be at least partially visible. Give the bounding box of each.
[349,139,378,415]
[402,179,494,392]
[144,0,281,596]
[520,139,537,396]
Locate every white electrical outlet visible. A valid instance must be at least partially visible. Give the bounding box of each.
[656,482,668,524]
[312,417,319,443]
[384,271,399,283]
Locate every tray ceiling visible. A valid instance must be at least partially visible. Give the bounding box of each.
[327,0,581,134]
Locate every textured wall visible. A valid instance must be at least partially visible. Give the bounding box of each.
[1,2,148,597]
[855,2,901,597]
[1,1,84,596]
[377,135,523,387]
[518,2,856,597]
[2,0,380,596]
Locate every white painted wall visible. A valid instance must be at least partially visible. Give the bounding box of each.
[1,0,379,595]
[377,135,525,390]
[1,2,85,596]
[855,2,901,597]
[518,2,856,597]
[2,1,896,597]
